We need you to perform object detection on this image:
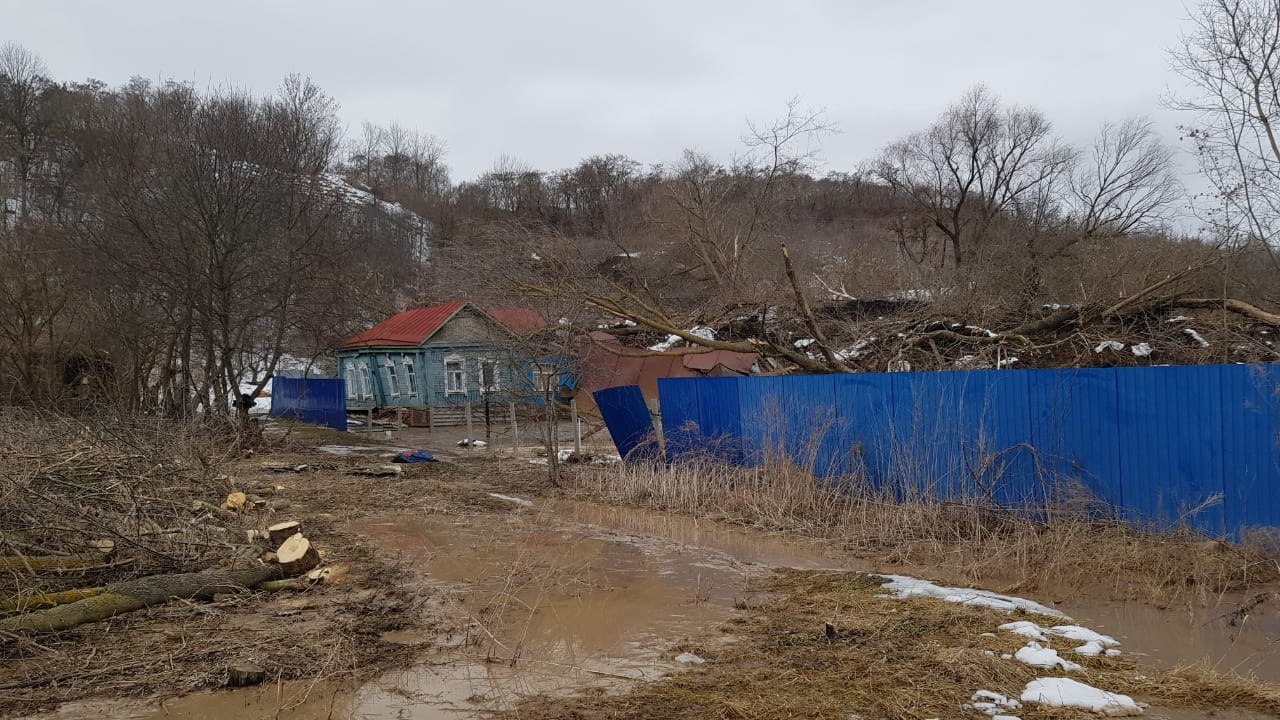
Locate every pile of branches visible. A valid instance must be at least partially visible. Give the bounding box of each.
[572,256,1280,374]
[0,409,244,601]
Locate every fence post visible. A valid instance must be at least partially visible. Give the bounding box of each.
[465,401,473,439]
[570,398,582,455]
[510,402,520,452]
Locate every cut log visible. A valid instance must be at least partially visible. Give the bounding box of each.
[268,521,302,546]
[226,663,267,687]
[0,548,321,634]
[0,564,285,633]
[276,534,320,576]
[0,587,105,614]
[222,492,247,511]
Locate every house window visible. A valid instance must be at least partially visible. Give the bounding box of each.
[445,357,465,394]
[359,364,372,400]
[344,366,356,399]
[532,364,556,395]
[386,361,400,397]
[403,359,417,396]
[480,359,498,392]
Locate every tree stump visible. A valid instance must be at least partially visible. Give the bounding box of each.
[276,534,319,576]
[268,521,302,546]
[227,663,267,687]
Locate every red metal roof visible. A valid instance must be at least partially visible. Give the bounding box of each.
[337,300,467,349]
[487,307,545,334]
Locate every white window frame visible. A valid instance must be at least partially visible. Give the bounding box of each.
[445,355,466,395]
[403,358,417,396]
[359,364,372,400]
[344,365,357,399]
[480,358,499,392]
[532,363,556,395]
[385,360,400,397]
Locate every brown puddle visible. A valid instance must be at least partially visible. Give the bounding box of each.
[1062,595,1280,682]
[23,499,1280,719]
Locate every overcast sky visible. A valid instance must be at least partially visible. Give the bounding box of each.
[3,0,1199,183]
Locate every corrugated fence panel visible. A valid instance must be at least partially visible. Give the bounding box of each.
[1219,364,1280,536]
[738,375,842,475]
[639,363,1280,538]
[833,373,896,486]
[695,376,747,463]
[593,385,656,460]
[658,377,701,458]
[1028,367,1123,513]
[270,377,347,431]
[1116,365,1226,535]
[888,371,967,498]
[954,370,1037,507]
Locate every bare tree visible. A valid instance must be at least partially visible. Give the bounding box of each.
[870,85,1076,268]
[1172,0,1280,253]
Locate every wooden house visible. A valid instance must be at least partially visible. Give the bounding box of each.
[336,301,551,423]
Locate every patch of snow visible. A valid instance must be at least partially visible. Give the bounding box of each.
[648,334,682,352]
[1105,649,1123,657]
[1020,678,1143,716]
[876,575,1067,618]
[616,251,642,258]
[674,652,705,664]
[530,252,542,261]
[998,356,1019,368]
[1094,340,1125,353]
[1015,642,1083,672]
[835,338,874,360]
[998,621,1047,641]
[1075,640,1107,656]
[1165,315,1191,323]
[887,359,912,372]
[317,444,394,456]
[1131,342,1152,357]
[1046,625,1119,648]
[891,288,934,301]
[649,326,714,352]
[487,493,532,507]
[794,338,816,349]
[471,440,488,448]
[969,690,1022,716]
[1184,328,1210,347]
[1000,622,1119,652]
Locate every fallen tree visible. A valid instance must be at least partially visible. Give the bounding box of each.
[0,536,320,634]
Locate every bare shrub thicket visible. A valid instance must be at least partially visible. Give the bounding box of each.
[0,409,243,600]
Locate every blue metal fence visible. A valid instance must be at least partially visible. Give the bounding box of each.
[270,376,347,431]
[593,385,658,459]
[652,363,1280,538]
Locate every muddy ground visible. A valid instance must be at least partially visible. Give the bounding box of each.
[4,424,1280,720]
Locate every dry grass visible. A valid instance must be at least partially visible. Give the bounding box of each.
[0,412,517,715]
[513,569,1280,720]
[568,456,1280,603]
